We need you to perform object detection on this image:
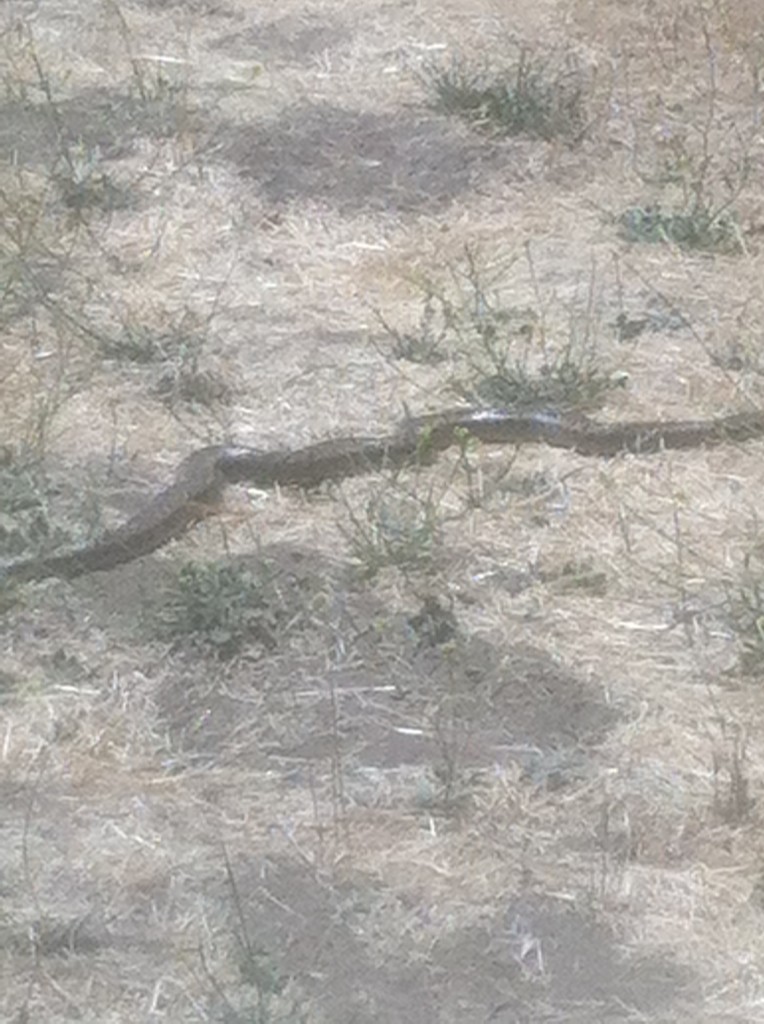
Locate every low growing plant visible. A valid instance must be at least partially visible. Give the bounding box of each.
[380,249,621,414]
[729,549,764,675]
[158,559,305,659]
[425,47,588,142]
[618,27,751,255]
[618,203,742,254]
[341,483,443,579]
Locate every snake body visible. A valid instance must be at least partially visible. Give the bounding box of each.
[3,407,764,583]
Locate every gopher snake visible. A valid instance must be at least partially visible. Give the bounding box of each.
[2,406,763,584]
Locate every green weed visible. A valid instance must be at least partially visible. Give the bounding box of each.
[381,249,620,414]
[99,306,232,408]
[425,48,587,142]
[376,295,449,366]
[618,203,742,254]
[158,560,305,659]
[342,485,443,579]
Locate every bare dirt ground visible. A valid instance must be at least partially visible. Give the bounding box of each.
[3,0,764,1020]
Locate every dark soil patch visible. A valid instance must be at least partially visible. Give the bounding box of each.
[214,855,698,1024]
[218,103,513,213]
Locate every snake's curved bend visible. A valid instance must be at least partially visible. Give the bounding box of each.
[3,407,763,583]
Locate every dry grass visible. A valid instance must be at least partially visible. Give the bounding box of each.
[3,0,764,1021]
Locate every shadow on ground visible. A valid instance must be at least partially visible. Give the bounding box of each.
[149,545,619,786]
[217,103,514,213]
[212,854,698,1024]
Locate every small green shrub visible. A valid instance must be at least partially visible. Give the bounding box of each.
[342,486,442,579]
[425,49,587,142]
[158,560,301,659]
[0,461,100,561]
[621,89,751,255]
[618,204,742,254]
[216,848,308,1024]
[452,337,617,411]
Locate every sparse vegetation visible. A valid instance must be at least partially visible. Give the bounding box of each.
[425,48,588,142]
[158,559,309,659]
[54,142,132,217]
[98,309,206,365]
[380,250,622,412]
[0,463,58,559]
[98,305,233,407]
[215,850,307,1024]
[616,19,753,255]
[375,295,450,365]
[0,459,103,562]
[341,481,443,578]
[727,546,764,675]
[4,1,764,1021]
[427,698,488,817]
[618,203,743,254]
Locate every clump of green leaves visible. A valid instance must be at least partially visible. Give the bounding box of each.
[618,204,742,254]
[0,459,103,561]
[342,486,443,579]
[452,331,616,410]
[158,560,305,659]
[425,48,587,142]
[620,62,751,256]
